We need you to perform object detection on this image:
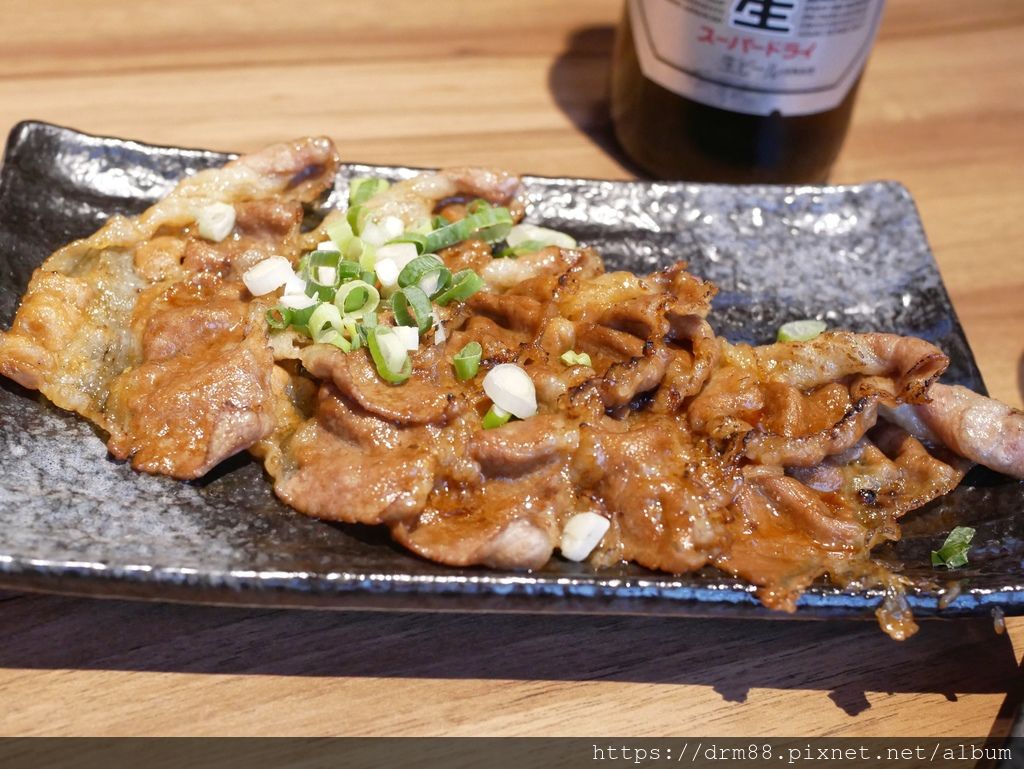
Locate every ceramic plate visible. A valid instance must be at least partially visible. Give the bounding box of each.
[1,121,1020,619]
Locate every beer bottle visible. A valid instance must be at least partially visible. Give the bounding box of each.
[610,0,886,183]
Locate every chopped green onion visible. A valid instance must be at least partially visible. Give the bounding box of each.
[398,255,452,297]
[196,202,236,243]
[340,317,362,350]
[303,252,341,299]
[357,311,378,345]
[483,363,537,419]
[506,223,576,250]
[335,260,362,284]
[333,279,380,319]
[422,203,513,253]
[368,326,411,384]
[266,307,291,330]
[453,341,482,381]
[326,219,355,249]
[398,254,445,288]
[360,216,403,247]
[431,215,449,229]
[482,404,512,429]
[304,282,334,303]
[356,242,376,271]
[290,303,317,329]
[392,285,433,333]
[347,205,365,234]
[777,319,827,343]
[317,328,353,352]
[498,239,546,258]
[349,177,390,208]
[931,526,976,569]
[306,249,340,273]
[342,285,368,313]
[309,303,343,342]
[422,269,452,298]
[393,325,420,351]
[433,269,484,306]
[392,232,427,254]
[560,350,592,367]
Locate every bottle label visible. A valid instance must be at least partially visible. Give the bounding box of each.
[628,0,885,116]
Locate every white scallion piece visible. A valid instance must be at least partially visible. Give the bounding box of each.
[376,328,409,372]
[284,272,307,296]
[374,258,401,291]
[196,202,236,243]
[359,220,387,247]
[418,272,441,296]
[280,293,317,310]
[777,319,827,343]
[317,240,341,252]
[375,242,419,269]
[317,266,337,286]
[381,215,405,242]
[434,322,447,345]
[393,325,420,351]
[559,512,610,562]
[242,256,294,296]
[360,216,406,247]
[482,363,537,419]
[507,223,576,249]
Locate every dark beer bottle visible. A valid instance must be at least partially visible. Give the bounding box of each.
[610,0,886,184]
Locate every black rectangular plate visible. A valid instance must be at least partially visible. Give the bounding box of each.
[0,121,1021,620]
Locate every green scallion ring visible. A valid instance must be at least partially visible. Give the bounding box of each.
[349,177,390,208]
[347,204,365,235]
[340,318,362,351]
[304,281,335,303]
[309,303,343,343]
[497,239,546,258]
[306,249,340,271]
[325,218,354,248]
[367,326,412,385]
[422,204,513,254]
[482,404,512,429]
[453,341,482,381]
[357,311,378,345]
[333,279,380,319]
[335,260,362,285]
[398,255,446,289]
[433,269,484,306]
[290,303,317,330]
[392,285,433,333]
[317,328,353,353]
[392,231,428,254]
[266,306,292,330]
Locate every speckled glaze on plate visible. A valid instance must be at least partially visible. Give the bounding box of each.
[0,121,1021,620]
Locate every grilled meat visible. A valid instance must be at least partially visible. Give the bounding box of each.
[2,136,1021,639]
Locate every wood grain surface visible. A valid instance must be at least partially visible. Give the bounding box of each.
[0,0,1022,738]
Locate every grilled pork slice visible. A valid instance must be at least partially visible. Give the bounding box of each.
[0,137,339,477]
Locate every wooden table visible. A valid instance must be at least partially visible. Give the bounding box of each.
[0,0,1022,738]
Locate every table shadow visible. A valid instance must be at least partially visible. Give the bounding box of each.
[0,590,1020,730]
[547,24,647,177]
